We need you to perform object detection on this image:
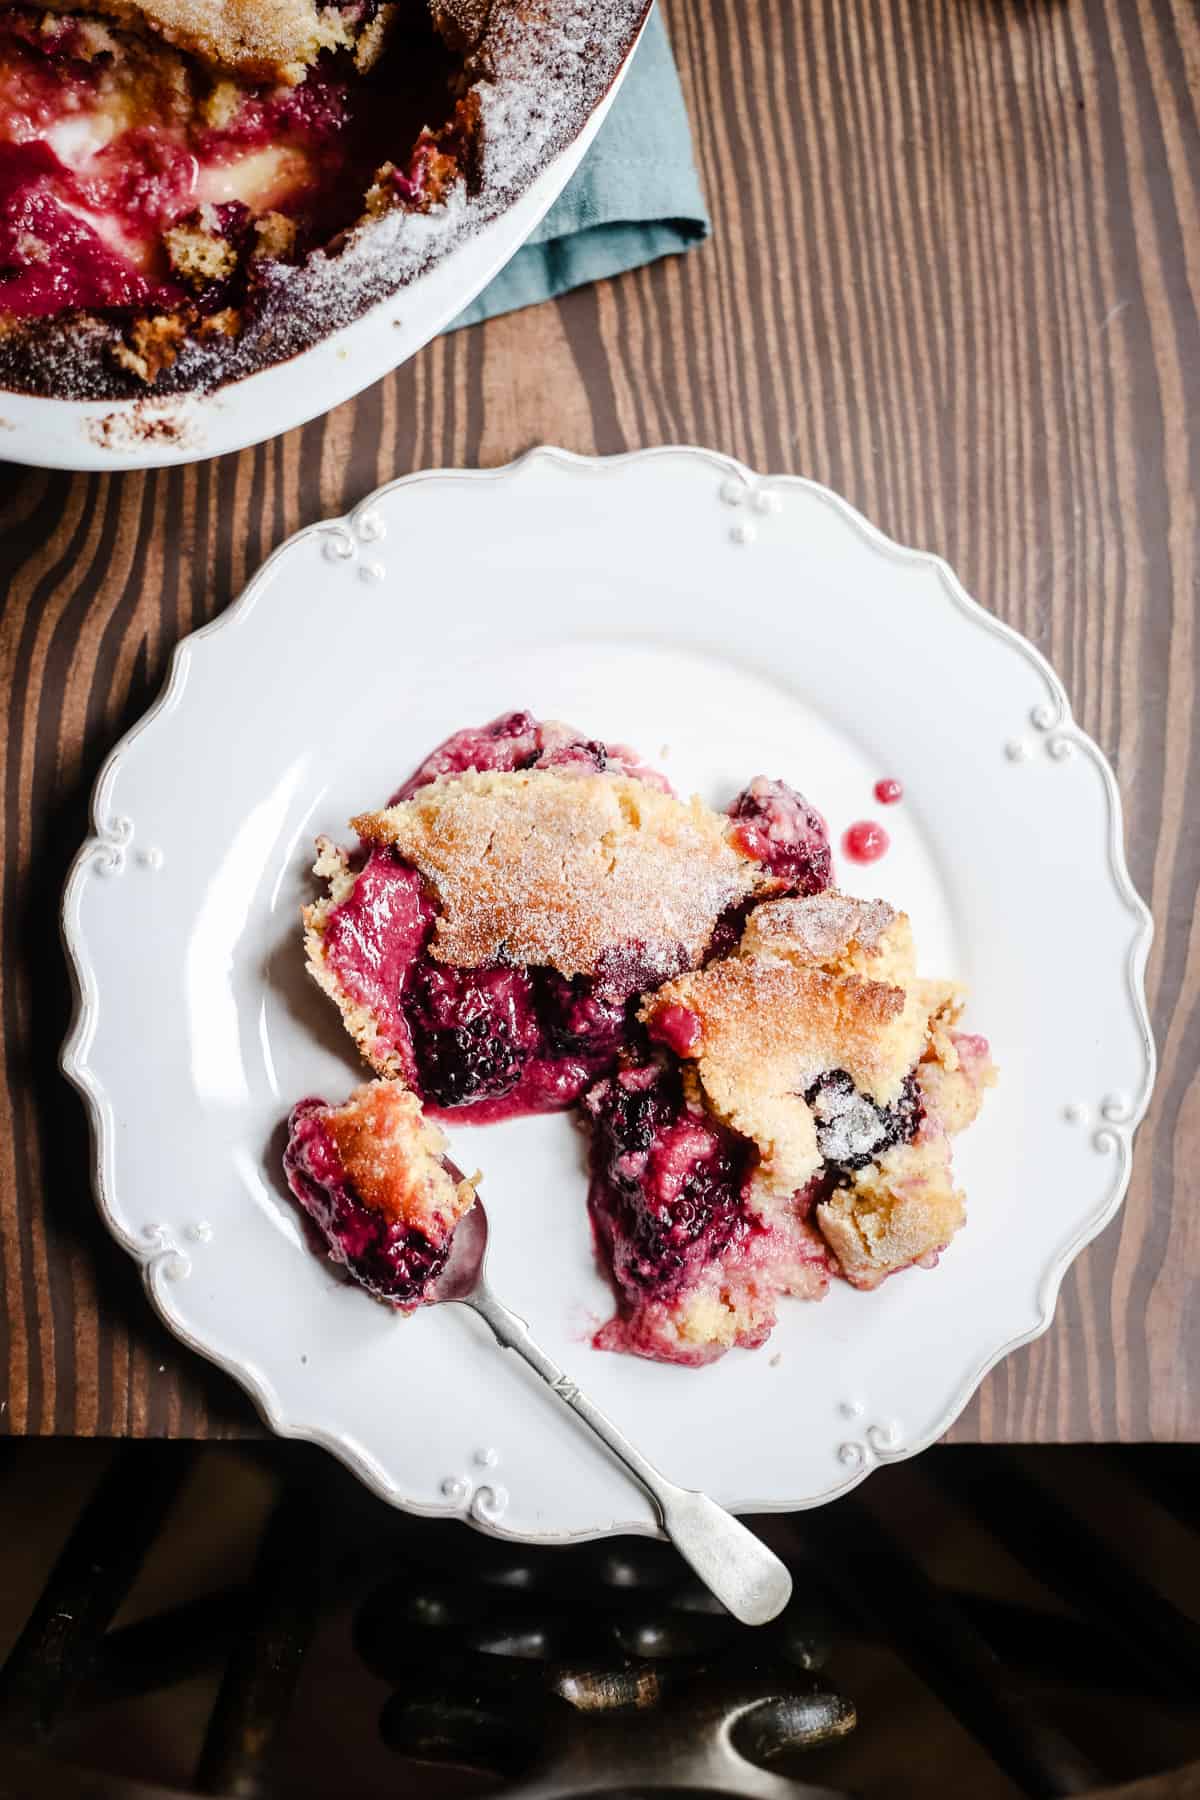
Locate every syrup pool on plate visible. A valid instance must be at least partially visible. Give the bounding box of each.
[842,820,890,864]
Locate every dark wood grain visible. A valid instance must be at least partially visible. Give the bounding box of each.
[0,0,1194,1441]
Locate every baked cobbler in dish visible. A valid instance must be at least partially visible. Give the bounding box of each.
[0,0,649,395]
[286,713,996,1363]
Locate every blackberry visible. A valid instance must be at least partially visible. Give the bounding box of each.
[620,1150,745,1291]
[586,1064,749,1296]
[358,1224,449,1306]
[590,1063,683,1156]
[805,1069,924,1173]
[538,736,609,773]
[405,961,537,1108]
[728,776,832,895]
[537,968,626,1057]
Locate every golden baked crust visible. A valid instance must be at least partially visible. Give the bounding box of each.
[23,0,363,81]
[351,770,774,982]
[817,1137,964,1290]
[319,1079,476,1243]
[815,1017,996,1286]
[110,312,188,381]
[640,892,968,1203]
[163,206,239,286]
[596,1201,831,1364]
[917,1046,997,1138]
[646,1252,828,1358]
[739,892,914,983]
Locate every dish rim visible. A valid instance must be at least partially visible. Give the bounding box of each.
[0,12,650,473]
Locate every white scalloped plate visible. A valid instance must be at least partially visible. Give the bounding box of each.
[61,447,1155,1538]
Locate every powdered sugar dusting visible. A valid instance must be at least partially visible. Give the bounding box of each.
[744,894,898,964]
[354,770,770,981]
[472,0,640,192]
[808,1076,890,1165]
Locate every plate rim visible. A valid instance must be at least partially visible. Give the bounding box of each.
[59,445,1158,1535]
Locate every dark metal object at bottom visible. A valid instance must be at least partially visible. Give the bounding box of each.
[361,1524,854,1797]
[4,1445,1200,1796]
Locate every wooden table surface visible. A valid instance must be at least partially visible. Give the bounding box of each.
[0,0,1195,1442]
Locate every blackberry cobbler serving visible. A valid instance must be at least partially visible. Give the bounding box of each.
[285,711,996,1362]
[0,0,649,395]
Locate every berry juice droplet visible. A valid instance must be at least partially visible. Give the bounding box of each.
[843,820,890,864]
[874,777,903,805]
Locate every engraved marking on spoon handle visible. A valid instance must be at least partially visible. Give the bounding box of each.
[465,1282,664,1490]
[462,1283,792,1626]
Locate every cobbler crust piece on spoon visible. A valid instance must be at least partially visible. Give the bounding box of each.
[284,1078,477,1305]
[286,712,995,1365]
[0,0,650,397]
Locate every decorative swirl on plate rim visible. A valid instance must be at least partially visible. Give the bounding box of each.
[1061,1093,1138,1161]
[57,445,1157,1540]
[75,816,165,877]
[86,816,134,874]
[136,1219,214,1285]
[718,469,783,544]
[1028,699,1078,761]
[1092,1093,1135,1155]
[318,503,389,575]
[441,1453,509,1523]
[837,1418,902,1470]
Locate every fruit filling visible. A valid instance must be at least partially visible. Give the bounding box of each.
[288,716,996,1362]
[585,1062,755,1303]
[283,1082,476,1306]
[584,1059,833,1366]
[727,774,832,893]
[392,708,674,800]
[307,711,833,1124]
[0,4,465,348]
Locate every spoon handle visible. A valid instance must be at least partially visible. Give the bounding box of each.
[463,1282,792,1628]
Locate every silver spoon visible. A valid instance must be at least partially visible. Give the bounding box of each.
[430,1198,793,1627]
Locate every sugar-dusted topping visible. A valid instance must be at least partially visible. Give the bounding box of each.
[809,1076,896,1166]
[643,956,919,1099]
[0,0,652,398]
[34,0,355,82]
[467,0,647,196]
[642,889,968,1199]
[739,892,911,980]
[353,770,770,981]
[643,958,925,1198]
[817,1138,965,1290]
[320,1079,475,1242]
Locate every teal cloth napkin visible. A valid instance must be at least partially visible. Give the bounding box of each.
[449,6,709,330]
